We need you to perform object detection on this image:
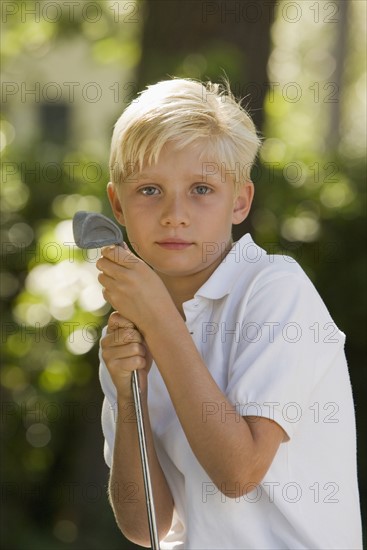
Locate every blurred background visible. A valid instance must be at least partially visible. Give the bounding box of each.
[1,0,366,548]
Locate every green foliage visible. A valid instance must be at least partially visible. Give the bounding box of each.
[1,1,143,548]
[1,0,366,546]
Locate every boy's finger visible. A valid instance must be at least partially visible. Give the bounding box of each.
[103,329,144,347]
[107,311,136,332]
[100,244,138,267]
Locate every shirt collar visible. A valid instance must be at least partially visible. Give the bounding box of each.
[194,233,260,301]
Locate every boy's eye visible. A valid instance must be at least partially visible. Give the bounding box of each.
[140,186,159,196]
[194,185,211,195]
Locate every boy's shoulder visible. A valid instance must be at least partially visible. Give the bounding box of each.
[232,234,307,279]
[197,233,336,326]
[198,233,310,301]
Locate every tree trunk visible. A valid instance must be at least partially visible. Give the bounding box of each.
[138,0,275,130]
[137,0,276,239]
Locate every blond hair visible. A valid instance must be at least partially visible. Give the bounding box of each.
[109,78,261,194]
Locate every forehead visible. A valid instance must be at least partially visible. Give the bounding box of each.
[136,141,221,181]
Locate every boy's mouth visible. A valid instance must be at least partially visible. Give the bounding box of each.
[156,238,193,250]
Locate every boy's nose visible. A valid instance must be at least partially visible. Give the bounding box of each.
[159,195,189,227]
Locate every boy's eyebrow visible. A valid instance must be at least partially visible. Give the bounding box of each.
[136,172,214,181]
[135,172,159,181]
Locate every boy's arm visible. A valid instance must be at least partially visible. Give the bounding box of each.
[142,310,285,497]
[97,246,285,498]
[100,314,173,546]
[109,391,174,545]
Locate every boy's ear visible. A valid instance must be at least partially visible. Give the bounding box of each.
[232,180,254,225]
[107,182,126,226]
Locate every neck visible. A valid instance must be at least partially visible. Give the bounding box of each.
[156,273,201,317]
[155,240,233,318]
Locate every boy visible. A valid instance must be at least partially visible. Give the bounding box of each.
[96,78,362,549]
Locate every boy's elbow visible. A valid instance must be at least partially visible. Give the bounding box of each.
[113,505,173,547]
[216,477,262,499]
[214,460,266,499]
[117,523,152,548]
[117,519,167,548]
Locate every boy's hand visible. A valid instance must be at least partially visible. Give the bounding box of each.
[101,311,152,398]
[96,244,174,333]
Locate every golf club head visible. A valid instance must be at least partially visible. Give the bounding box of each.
[73,211,123,249]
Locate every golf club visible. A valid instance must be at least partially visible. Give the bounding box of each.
[73,211,160,550]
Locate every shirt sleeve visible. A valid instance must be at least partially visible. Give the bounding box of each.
[98,326,118,468]
[225,271,345,440]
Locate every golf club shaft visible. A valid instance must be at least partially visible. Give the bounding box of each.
[72,213,160,546]
[131,370,160,550]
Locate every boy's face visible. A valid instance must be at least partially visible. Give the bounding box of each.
[108,141,253,281]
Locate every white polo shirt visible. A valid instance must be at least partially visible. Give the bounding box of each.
[99,234,362,549]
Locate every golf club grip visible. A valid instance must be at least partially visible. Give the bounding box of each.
[131,370,160,550]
